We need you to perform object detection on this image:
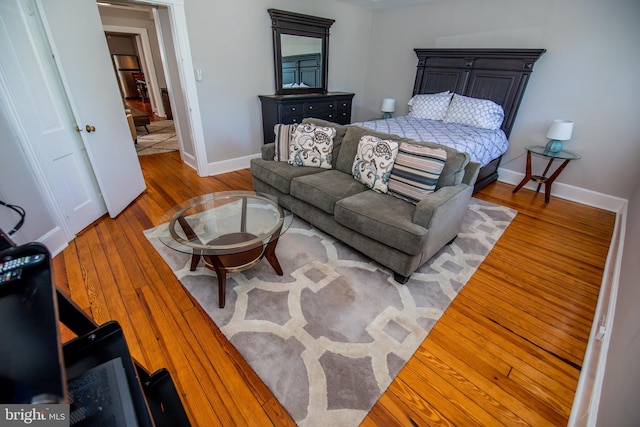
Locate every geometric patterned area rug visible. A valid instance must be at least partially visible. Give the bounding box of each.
[135,120,178,156]
[144,198,516,426]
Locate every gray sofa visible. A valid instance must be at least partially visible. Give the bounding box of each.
[250,118,480,283]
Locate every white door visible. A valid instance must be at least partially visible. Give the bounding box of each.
[37,0,146,218]
[0,0,106,234]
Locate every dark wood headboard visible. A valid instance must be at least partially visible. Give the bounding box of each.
[413,49,546,138]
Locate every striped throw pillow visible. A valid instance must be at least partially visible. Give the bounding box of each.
[387,142,448,204]
[274,123,297,162]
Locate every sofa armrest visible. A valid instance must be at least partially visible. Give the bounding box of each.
[463,161,481,186]
[412,184,472,229]
[261,143,275,160]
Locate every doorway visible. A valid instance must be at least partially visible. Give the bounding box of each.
[98,2,179,158]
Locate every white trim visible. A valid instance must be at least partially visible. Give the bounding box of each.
[0,64,74,245]
[135,0,208,177]
[498,167,627,212]
[207,153,261,176]
[567,200,627,426]
[40,226,69,257]
[102,24,165,118]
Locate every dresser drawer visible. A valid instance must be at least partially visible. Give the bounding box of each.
[282,112,305,124]
[335,109,350,123]
[280,103,303,115]
[304,101,335,114]
[312,111,337,122]
[336,100,352,112]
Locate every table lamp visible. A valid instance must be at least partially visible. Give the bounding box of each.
[545,119,573,152]
[381,98,395,119]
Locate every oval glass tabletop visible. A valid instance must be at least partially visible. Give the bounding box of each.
[155,191,292,256]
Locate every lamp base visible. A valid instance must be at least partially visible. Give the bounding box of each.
[382,112,392,119]
[545,139,563,153]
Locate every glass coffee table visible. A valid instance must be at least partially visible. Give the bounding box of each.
[155,191,292,308]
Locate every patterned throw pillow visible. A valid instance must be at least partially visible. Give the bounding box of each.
[443,94,504,130]
[407,92,452,120]
[288,123,336,168]
[352,135,399,193]
[388,142,448,204]
[273,123,297,162]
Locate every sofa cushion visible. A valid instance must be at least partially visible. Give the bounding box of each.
[302,118,348,169]
[288,123,336,168]
[290,170,368,215]
[338,125,469,189]
[352,135,399,193]
[334,191,427,256]
[250,158,325,195]
[387,142,448,204]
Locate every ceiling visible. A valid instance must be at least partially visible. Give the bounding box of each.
[97,0,441,11]
[334,0,442,9]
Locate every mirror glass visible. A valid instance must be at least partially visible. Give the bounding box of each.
[280,35,322,89]
[269,9,334,95]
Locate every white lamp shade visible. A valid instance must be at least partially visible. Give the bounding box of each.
[546,119,574,141]
[381,98,396,113]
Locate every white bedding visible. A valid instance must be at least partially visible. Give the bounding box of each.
[351,115,508,167]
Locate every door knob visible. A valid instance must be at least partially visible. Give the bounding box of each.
[85,125,96,132]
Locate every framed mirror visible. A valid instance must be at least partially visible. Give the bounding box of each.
[268,9,334,95]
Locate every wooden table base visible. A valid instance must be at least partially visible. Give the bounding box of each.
[189,232,284,308]
[512,150,573,203]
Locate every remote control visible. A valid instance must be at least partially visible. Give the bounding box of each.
[1,268,22,283]
[0,254,45,273]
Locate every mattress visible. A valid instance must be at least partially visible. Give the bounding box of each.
[351,115,508,167]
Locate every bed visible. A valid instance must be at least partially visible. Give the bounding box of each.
[354,48,546,192]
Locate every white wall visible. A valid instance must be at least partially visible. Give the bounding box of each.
[596,182,640,425]
[362,0,640,200]
[182,0,372,162]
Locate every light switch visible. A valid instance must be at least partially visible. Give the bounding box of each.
[195,68,203,82]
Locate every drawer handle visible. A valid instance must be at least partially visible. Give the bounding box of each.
[328,114,333,118]
[292,118,298,123]
[291,107,296,111]
[342,112,347,116]
[342,103,347,107]
[329,104,333,108]
[309,106,313,110]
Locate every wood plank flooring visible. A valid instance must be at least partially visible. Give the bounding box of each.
[53,151,615,426]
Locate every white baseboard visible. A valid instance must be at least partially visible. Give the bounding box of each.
[499,166,628,426]
[567,200,627,426]
[207,153,260,176]
[39,226,68,257]
[498,168,627,213]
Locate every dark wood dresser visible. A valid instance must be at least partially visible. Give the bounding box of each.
[259,92,354,144]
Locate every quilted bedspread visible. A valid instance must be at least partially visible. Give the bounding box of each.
[352,116,508,167]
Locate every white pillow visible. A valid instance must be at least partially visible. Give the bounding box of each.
[443,94,504,130]
[288,123,336,168]
[407,92,452,120]
[352,135,399,193]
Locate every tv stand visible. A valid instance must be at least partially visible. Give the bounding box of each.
[0,237,190,426]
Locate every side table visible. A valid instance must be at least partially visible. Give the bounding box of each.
[512,145,580,203]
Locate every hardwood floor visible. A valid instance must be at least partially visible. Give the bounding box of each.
[126,98,162,122]
[53,151,615,426]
